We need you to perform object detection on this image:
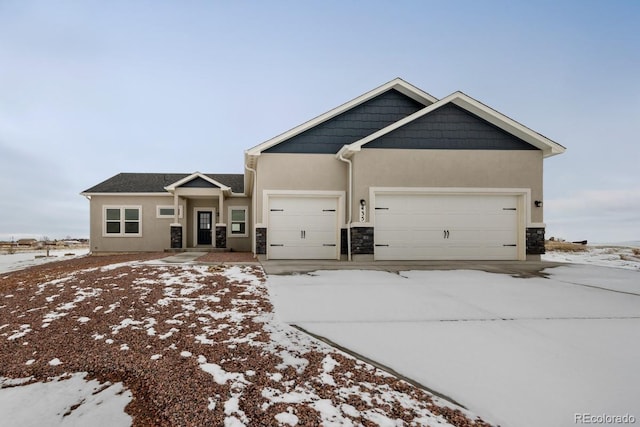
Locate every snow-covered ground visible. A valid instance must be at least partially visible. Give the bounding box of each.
[542,245,640,270]
[0,248,90,273]
[2,246,638,426]
[0,374,131,426]
[268,249,640,427]
[2,257,484,426]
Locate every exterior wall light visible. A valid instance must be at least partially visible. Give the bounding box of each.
[534,200,543,207]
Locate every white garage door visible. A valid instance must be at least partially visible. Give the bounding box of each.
[375,193,520,260]
[268,196,339,259]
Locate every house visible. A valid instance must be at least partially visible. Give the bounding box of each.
[16,238,38,247]
[82,78,565,261]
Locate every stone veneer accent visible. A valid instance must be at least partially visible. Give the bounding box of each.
[351,226,374,255]
[170,225,182,249]
[526,227,545,254]
[215,226,227,249]
[256,227,267,255]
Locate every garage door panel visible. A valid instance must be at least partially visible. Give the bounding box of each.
[375,193,520,260]
[268,196,339,260]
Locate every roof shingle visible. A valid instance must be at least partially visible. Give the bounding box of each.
[82,173,244,194]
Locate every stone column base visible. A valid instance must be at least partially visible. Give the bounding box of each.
[256,228,267,255]
[526,227,545,255]
[170,224,182,249]
[215,225,227,249]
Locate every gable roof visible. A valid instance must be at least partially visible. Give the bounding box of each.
[81,173,244,195]
[341,91,566,158]
[164,172,231,191]
[245,78,438,162]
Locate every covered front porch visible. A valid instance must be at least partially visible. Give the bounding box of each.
[165,173,232,251]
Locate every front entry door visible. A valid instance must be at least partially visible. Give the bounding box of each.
[197,211,213,245]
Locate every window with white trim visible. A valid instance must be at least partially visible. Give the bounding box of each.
[228,207,248,237]
[103,206,142,236]
[156,205,183,219]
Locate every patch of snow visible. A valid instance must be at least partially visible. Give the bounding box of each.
[7,324,31,340]
[267,372,283,382]
[48,358,62,366]
[151,354,162,360]
[0,248,90,274]
[180,351,192,358]
[78,316,90,323]
[0,373,131,427]
[543,245,640,270]
[341,403,359,417]
[275,411,299,426]
[224,416,246,427]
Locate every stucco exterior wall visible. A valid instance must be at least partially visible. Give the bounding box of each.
[352,149,544,223]
[225,197,252,252]
[254,153,348,224]
[89,195,184,252]
[90,194,251,252]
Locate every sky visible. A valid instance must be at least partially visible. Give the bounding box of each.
[0,0,638,243]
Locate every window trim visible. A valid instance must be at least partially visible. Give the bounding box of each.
[156,205,184,219]
[228,206,248,237]
[103,205,142,237]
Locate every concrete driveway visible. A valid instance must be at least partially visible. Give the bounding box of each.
[266,264,640,427]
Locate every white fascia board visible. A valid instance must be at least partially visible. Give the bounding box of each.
[246,78,438,156]
[164,172,231,192]
[346,91,566,158]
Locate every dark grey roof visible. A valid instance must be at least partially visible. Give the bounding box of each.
[82,173,245,194]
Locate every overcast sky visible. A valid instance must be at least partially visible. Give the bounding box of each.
[1,1,638,243]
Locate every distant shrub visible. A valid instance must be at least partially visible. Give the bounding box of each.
[545,241,589,252]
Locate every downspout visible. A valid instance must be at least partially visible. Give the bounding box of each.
[337,147,352,261]
[245,161,258,255]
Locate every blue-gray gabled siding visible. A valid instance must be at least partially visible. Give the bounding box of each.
[365,103,538,150]
[180,176,220,188]
[264,89,426,154]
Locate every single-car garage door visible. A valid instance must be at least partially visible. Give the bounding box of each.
[268,196,339,259]
[375,193,520,260]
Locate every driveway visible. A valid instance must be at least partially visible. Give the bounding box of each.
[267,264,640,427]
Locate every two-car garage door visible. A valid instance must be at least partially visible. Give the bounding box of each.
[374,193,521,260]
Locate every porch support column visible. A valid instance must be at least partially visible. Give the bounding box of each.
[218,193,224,224]
[173,192,179,224]
[215,192,227,249]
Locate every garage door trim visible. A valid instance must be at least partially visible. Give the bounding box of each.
[264,190,345,260]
